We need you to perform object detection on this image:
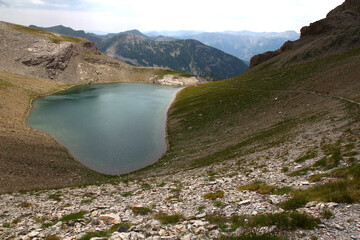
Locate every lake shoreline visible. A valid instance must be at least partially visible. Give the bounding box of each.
[0,70,201,193]
[26,82,184,176]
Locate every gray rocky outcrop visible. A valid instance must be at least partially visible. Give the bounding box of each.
[250,0,360,69]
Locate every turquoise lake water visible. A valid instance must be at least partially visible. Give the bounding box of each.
[26,83,181,174]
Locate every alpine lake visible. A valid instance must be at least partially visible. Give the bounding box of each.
[26,83,181,175]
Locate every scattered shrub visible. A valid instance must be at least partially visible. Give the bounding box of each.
[131,206,153,216]
[203,190,225,200]
[154,213,182,224]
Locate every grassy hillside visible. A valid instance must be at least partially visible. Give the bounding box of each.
[133,47,360,178]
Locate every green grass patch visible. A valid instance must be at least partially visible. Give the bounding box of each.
[206,214,228,231]
[77,224,123,240]
[237,182,293,195]
[42,211,87,228]
[314,144,342,170]
[131,206,153,216]
[154,213,183,224]
[322,210,334,219]
[217,234,286,240]
[208,211,319,232]
[121,192,133,197]
[0,79,13,88]
[19,202,32,208]
[48,192,62,202]
[203,190,225,200]
[287,167,314,177]
[309,173,328,182]
[280,164,360,210]
[59,211,87,222]
[295,151,318,163]
[45,236,61,240]
[141,183,152,190]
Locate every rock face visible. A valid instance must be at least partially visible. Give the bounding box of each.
[21,41,101,79]
[250,0,360,69]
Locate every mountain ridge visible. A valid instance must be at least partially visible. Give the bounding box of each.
[30,25,248,80]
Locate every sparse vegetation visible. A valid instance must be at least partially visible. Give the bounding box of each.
[122,191,133,197]
[203,190,225,200]
[41,211,88,228]
[59,211,87,222]
[207,211,320,232]
[217,234,287,240]
[77,224,123,240]
[154,213,183,224]
[131,206,153,216]
[48,192,62,202]
[237,182,293,195]
[19,202,32,208]
[9,23,84,44]
[295,151,317,163]
[141,183,152,190]
[45,236,61,240]
[281,163,360,210]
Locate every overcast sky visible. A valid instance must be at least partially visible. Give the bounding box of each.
[0,0,344,33]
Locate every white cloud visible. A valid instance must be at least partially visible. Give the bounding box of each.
[0,0,345,32]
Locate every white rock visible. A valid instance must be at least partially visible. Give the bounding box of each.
[238,200,251,205]
[27,230,40,237]
[99,213,121,224]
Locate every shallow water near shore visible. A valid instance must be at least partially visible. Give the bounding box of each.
[26,83,181,174]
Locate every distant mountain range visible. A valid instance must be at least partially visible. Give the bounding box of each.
[146,30,300,61]
[30,25,248,80]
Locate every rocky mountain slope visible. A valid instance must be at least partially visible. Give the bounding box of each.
[99,34,248,80]
[0,1,360,239]
[250,0,360,69]
[30,25,249,80]
[167,31,299,62]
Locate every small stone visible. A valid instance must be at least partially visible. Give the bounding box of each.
[326,202,339,209]
[234,226,246,235]
[99,213,121,224]
[117,225,129,233]
[196,213,206,218]
[207,224,218,230]
[335,224,345,231]
[182,234,192,240]
[315,203,325,210]
[191,220,206,227]
[305,201,318,208]
[238,200,251,205]
[301,181,310,185]
[158,229,167,236]
[28,231,40,237]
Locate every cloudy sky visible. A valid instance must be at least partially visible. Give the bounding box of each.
[0,0,344,33]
